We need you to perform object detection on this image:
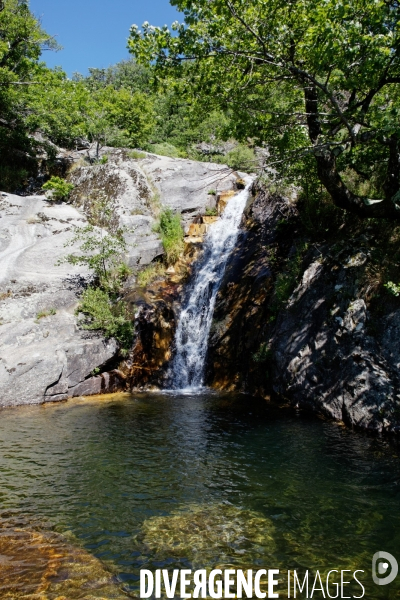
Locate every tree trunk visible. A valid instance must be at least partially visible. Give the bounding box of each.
[304,86,400,220]
[383,134,400,202]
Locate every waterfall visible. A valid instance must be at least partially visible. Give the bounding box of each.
[171,178,252,390]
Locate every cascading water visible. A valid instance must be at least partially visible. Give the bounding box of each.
[171,178,252,390]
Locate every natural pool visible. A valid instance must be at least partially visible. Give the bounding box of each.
[0,391,399,598]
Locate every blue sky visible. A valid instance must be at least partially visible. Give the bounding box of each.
[30,0,180,77]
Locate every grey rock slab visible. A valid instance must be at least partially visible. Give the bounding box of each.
[141,154,240,229]
[0,152,242,408]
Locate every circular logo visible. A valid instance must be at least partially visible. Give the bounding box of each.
[372,552,398,586]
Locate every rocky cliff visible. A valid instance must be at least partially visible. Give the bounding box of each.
[2,147,400,434]
[206,185,400,433]
[0,148,240,407]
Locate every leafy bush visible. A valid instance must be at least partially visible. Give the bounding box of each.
[154,208,184,265]
[385,281,400,297]
[137,263,166,287]
[77,287,133,353]
[42,176,74,202]
[61,192,133,351]
[0,165,29,193]
[129,149,147,159]
[213,144,256,172]
[205,207,218,216]
[149,142,186,159]
[274,243,309,309]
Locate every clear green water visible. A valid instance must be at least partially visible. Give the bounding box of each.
[0,392,399,598]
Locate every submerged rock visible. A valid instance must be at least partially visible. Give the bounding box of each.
[0,515,128,599]
[136,503,275,569]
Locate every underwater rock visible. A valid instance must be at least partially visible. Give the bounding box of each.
[0,515,128,599]
[136,503,276,569]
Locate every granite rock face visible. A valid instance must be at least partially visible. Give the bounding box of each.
[68,148,240,268]
[0,151,240,407]
[207,186,400,433]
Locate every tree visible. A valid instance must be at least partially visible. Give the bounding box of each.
[96,86,155,148]
[61,193,133,352]
[63,192,129,291]
[129,0,400,219]
[0,0,58,188]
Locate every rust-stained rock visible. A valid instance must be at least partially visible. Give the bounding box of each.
[0,515,127,599]
[217,190,235,214]
[127,299,176,389]
[202,216,219,225]
[187,223,207,237]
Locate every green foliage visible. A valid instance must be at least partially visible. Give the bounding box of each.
[296,157,347,238]
[63,224,127,292]
[27,70,92,148]
[78,59,152,95]
[274,243,309,309]
[94,86,155,148]
[149,142,186,158]
[252,343,272,364]
[61,193,133,350]
[36,308,56,320]
[207,190,216,196]
[215,145,256,172]
[64,194,130,294]
[154,208,184,265]
[385,282,400,297]
[205,207,218,216]
[0,0,58,190]
[129,149,147,159]
[77,287,133,352]
[130,0,400,219]
[0,165,29,192]
[42,176,74,202]
[137,263,166,287]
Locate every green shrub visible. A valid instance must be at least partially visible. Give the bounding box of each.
[274,243,309,309]
[77,287,133,353]
[42,176,74,202]
[207,189,216,196]
[36,308,56,321]
[154,208,184,265]
[149,142,186,159]
[137,263,166,287]
[0,165,29,193]
[129,149,147,159]
[385,281,400,297]
[214,144,256,172]
[100,155,108,164]
[205,207,218,216]
[252,343,272,363]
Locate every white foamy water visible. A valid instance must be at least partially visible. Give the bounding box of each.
[171,179,252,390]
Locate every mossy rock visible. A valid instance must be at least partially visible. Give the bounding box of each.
[136,503,276,569]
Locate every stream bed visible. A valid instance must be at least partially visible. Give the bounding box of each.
[0,391,399,598]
